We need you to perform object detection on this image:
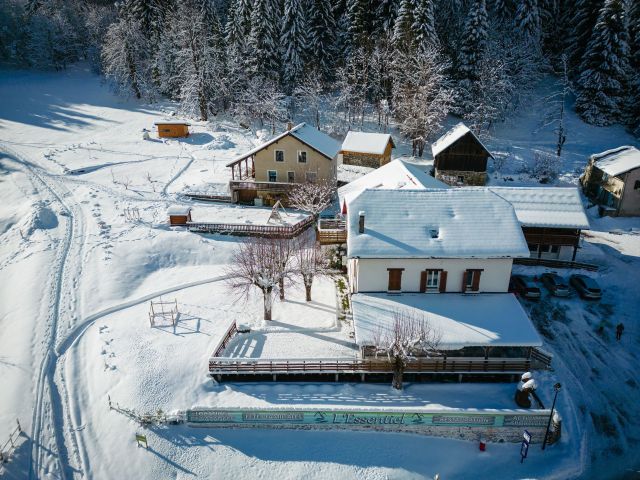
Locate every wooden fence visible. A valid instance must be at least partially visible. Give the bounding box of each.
[183,193,232,203]
[514,257,599,272]
[317,218,347,245]
[0,420,22,473]
[209,356,542,376]
[188,215,314,238]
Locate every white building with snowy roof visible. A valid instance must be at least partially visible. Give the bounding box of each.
[226,122,341,206]
[340,131,395,168]
[581,146,640,216]
[488,187,590,261]
[431,122,493,186]
[346,188,545,364]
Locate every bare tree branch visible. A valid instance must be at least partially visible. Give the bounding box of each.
[287,180,336,221]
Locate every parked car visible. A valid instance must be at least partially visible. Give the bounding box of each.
[509,275,541,299]
[540,273,570,297]
[570,274,602,300]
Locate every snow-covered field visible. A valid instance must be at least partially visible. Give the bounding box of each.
[1,66,639,479]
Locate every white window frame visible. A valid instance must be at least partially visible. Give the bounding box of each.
[465,270,475,289]
[426,270,440,289]
[297,150,307,164]
[267,170,277,182]
[274,150,285,162]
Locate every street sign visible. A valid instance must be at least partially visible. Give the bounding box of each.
[520,440,529,463]
[521,429,531,463]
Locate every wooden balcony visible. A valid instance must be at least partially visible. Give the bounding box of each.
[229,180,295,193]
[317,218,347,245]
[522,227,581,247]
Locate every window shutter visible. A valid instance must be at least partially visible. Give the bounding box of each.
[461,271,468,292]
[439,271,448,293]
[420,271,427,293]
[387,269,403,291]
[472,270,481,291]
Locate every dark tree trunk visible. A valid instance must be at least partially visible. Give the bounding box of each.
[279,277,285,300]
[392,356,405,390]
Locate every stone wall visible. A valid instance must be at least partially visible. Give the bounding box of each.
[436,169,487,186]
[342,151,384,169]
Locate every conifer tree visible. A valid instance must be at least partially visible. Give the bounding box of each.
[575,0,630,125]
[456,0,489,114]
[392,0,414,49]
[281,0,308,89]
[345,0,369,53]
[567,0,603,74]
[307,0,336,80]
[628,0,640,132]
[412,0,437,52]
[247,0,281,80]
[514,0,540,42]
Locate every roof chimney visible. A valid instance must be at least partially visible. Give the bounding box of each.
[287,121,293,131]
[358,211,365,234]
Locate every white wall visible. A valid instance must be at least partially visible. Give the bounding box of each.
[351,258,513,293]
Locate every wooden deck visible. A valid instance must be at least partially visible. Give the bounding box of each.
[209,355,550,376]
[514,257,598,272]
[188,215,314,238]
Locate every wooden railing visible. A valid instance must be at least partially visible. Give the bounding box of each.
[212,322,239,358]
[183,193,232,203]
[530,347,553,368]
[229,180,295,193]
[209,356,537,375]
[523,233,580,246]
[317,218,347,245]
[188,215,314,238]
[514,257,598,272]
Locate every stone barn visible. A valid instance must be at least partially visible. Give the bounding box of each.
[340,132,395,169]
[431,123,492,186]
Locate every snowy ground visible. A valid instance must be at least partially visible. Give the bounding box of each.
[0,66,639,479]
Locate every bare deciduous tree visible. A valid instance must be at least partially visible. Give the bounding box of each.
[272,236,296,301]
[225,237,284,321]
[372,309,442,390]
[294,236,330,301]
[287,181,336,221]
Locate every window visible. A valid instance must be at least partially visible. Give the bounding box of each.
[539,244,551,253]
[420,269,447,293]
[463,269,483,292]
[275,150,284,162]
[528,243,538,252]
[634,180,640,190]
[268,170,277,182]
[305,171,317,183]
[457,175,465,184]
[297,151,307,163]
[550,245,560,253]
[387,268,404,292]
[287,171,295,183]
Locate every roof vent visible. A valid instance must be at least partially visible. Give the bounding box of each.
[358,211,366,234]
[429,228,439,239]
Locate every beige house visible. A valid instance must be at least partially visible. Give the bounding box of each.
[581,146,640,217]
[340,131,395,168]
[227,123,340,205]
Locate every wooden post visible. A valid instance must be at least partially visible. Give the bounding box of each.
[16,419,21,433]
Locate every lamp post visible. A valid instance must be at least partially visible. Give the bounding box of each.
[542,382,561,450]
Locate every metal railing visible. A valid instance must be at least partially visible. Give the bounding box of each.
[514,257,599,272]
[188,215,314,238]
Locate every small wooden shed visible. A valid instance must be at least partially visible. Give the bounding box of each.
[155,121,190,138]
[340,132,395,169]
[167,206,192,226]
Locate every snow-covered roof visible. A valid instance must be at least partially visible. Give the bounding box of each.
[341,131,394,155]
[431,122,492,158]
[167,205,192,215]
[154,121,191,126]
[347,189,529,259]
[227,123,341,166]
[488,187,590,229]
[338,159,448,210]
[591,146,640,177]
[352,293,543,349]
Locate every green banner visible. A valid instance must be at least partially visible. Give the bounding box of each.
[186,409,549,429]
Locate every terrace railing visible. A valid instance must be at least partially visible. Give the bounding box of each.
[188,215,314,238]
[209,356,541,375]
[317,218,347,245]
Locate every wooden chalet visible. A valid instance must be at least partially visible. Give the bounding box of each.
[581,146,640,217]
[154,121,190,138]
[431,123,492,186]
[226,123,340,206]
[340,132,395,168]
